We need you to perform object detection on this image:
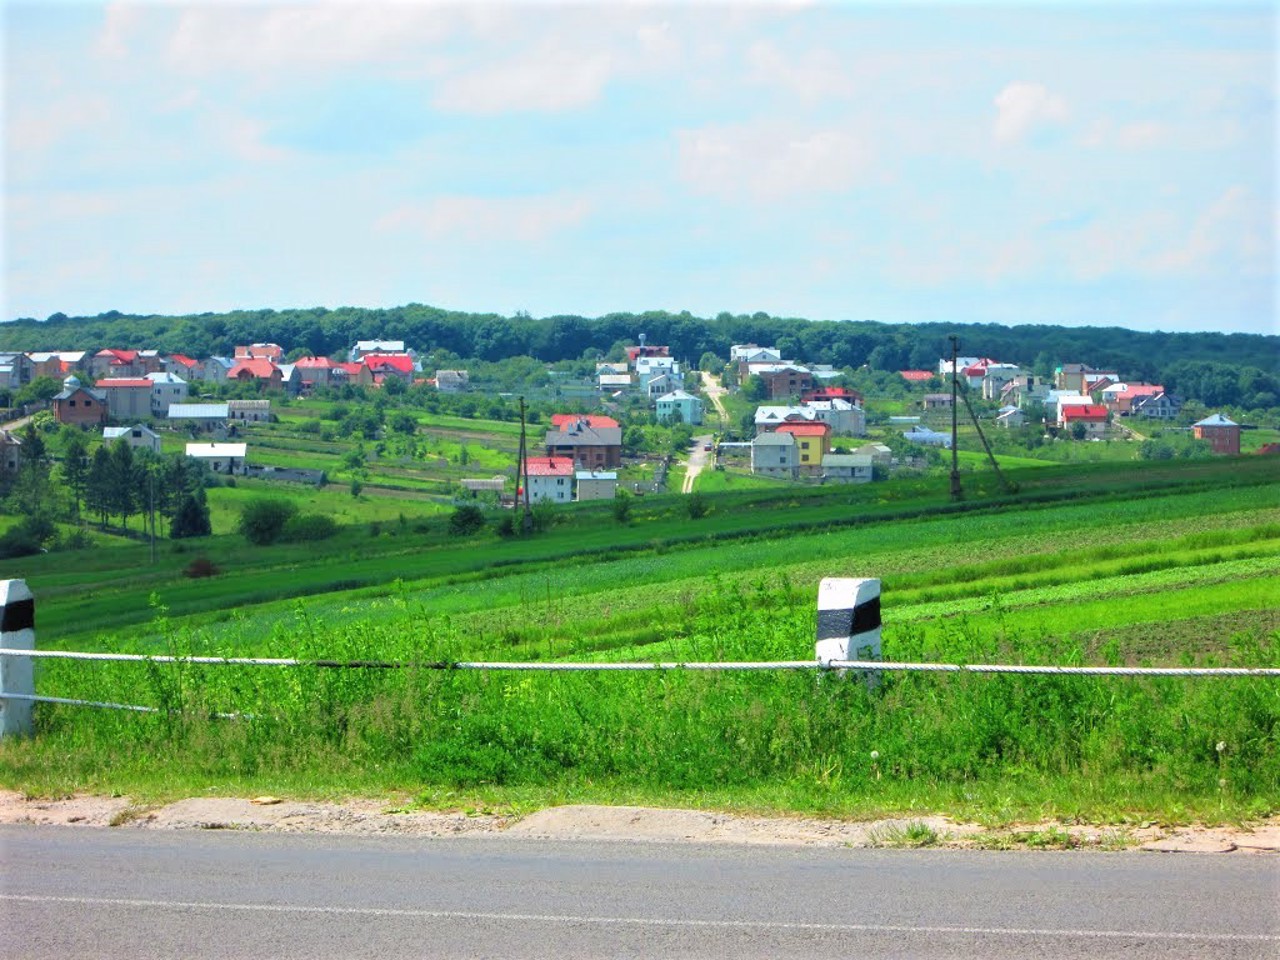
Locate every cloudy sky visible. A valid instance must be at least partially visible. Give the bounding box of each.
[4,2,1275,335]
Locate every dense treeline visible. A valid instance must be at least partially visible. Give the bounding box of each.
[2,304,1276,407]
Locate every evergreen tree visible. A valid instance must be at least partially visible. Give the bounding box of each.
[59,431,90,520]
[85,447,112,528]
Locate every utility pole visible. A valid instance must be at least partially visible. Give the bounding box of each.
[517,397,532,532]
[949,335,962,501]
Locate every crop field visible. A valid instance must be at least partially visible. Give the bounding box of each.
[1,456,1277,822]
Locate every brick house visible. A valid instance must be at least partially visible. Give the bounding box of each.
[1194,414,1240,455]
[52,377,107,426]
[544,416,622,469]
[749,364,815,400]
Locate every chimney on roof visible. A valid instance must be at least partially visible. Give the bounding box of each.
[639,333,647,347]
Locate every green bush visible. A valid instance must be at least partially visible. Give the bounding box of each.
[448,504,487,536]
[0,515,55,558]
[283,513,339,542]
[237,497,298,546]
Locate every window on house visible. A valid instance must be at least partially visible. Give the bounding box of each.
[69,400,76,407]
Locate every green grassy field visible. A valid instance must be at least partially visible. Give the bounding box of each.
[1,455,1277,823]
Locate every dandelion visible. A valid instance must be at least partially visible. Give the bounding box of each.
[1216,741,1226,754]
[1219,779,1227,789]
[870,750,880,760]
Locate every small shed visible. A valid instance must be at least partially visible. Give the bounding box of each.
[575,470,618,501]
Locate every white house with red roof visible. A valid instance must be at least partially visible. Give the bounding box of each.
[1060,403,1109,437]
[234,343,283,361]
[523,456,575,503]
[293,356,340,388]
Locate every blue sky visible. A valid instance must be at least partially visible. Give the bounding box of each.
[4,2,1275,335]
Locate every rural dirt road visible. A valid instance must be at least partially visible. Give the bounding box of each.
[700,370,729,427]
[681,434,713,493]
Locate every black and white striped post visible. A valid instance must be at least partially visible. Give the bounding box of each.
[0,579,35,738]
[816,578,881,681]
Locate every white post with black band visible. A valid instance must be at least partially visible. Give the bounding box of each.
[815,577,881,675]
[0,579,35,738]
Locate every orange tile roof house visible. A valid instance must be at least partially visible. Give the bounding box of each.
[899,370,935,383]
[228,358,283,388]
[235,343,284,361]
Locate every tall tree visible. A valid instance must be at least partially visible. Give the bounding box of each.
[59,431,90,520]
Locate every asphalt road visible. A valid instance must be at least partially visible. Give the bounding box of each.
[2,826,1278,959]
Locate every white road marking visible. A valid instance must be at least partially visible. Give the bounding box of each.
[3,894,1276,943]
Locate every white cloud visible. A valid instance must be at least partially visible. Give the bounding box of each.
[1156,185,1269,276]
[677,122,871,201]
[375,194,593,244]
[433,52,615,114]
[164,4,466,74]
[96,2,144,60]
[993,81,1069,144]
[746,40,854,101]
[8,95,112,154]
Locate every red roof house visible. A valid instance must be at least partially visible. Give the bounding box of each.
[775,421,830,474]
[550,414,619,430]
[359,354,415,385]
[899,370,934,383]
[228,358,283,388]
[522,456,576,504]
[1061,404,1109,437]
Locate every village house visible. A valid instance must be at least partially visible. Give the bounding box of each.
[899,370,935,385]
[1131,391,1180,419]
[28,351,87,380]
[350,339,408,361]
[1060,404,1110,437]
[227,357,283,389]
[776,422,830,475]
[146,372,188,416]
[104,424,161,453]
[168,402,230,437]
[162,354,199,379]
[625,335,669,364]
[0,430,22,475]
[922,393,953,411]
[939,355,980,376]
[359,353,416,387]
[1194,414,1241,455]
[748,363,815,400]
[803,386,863,405]
[575,470,618,501]
[292,356,339,389]
[655,390,703,425]
[195,357,234,382]
[731,344,781,364]
[235,343,283,361]
[95,378,154,421]
[750,432,797,479]
[821,453,874,484]
[0,353,32,390]
[228,399,271,423]
[52,376,107,426]
[803,399,865,437]
[434,369,470,393]
[1044,391,1093,424]
[855,442,894,464]
[96,348,167,379]
[1101,383,1168,416]
[523,456,575,503]
[544,415,622,469]
[597,372,633,393]
[185,441,247,475]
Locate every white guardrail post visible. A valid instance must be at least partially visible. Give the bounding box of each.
[816,577,881,683]
[0,579,35,738]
